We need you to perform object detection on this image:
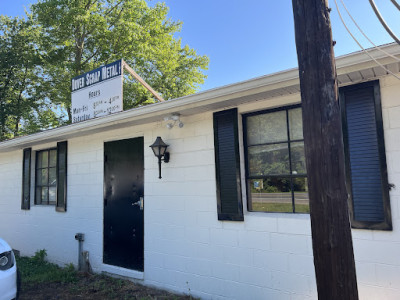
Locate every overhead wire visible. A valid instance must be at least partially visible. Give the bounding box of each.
[339,0,400,63]
[390,0,400,12]
[369,0,400,45]
[333,0,400,80]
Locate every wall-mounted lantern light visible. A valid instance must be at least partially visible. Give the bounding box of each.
[149,136,170,179]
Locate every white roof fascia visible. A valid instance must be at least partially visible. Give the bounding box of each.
[0,69,300,152]
[1,43,400,152]
[336,43,400,74]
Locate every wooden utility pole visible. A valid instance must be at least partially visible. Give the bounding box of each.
[291,1,358,299]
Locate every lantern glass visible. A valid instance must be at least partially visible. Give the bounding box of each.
[159,146,167,156]
[151,147,160,156]
[150,137,168,158]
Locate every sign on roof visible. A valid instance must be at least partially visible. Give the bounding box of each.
[71,59,123,123]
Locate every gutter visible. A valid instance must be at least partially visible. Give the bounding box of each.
[1,43,399,152]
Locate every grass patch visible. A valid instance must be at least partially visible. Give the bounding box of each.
[252,202,310,213]
[16,250,194,299]
[16,249,78,287]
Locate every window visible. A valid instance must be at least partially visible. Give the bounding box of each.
[22,141,67,211]
[340,81,392,230]
[35,148,57,205]
[243,105,309,213]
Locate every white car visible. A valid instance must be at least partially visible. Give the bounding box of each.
[0,238,17,300]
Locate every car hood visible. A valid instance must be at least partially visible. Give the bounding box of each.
[0,238,12,253]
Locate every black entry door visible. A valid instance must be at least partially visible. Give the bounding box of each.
[103,137,144,271]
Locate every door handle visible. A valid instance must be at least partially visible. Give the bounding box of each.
[132,197,144,210]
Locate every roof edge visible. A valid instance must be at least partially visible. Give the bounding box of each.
[1,43,399,152]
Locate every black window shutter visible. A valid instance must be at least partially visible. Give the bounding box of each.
[341,81,392,230]
[213,108,244,221]
[21,148,31,210]
[56,141,67,212]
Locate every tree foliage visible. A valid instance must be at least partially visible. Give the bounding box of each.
[0,0,208,140]
[31,0,209,121]
[0,15,62,141]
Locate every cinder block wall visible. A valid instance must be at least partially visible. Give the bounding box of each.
[0,77,399,300]
[142,98,317,299]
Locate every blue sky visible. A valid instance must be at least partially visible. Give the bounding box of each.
[2,0,400,92]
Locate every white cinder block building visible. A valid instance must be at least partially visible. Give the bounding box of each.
[1,44,400,299]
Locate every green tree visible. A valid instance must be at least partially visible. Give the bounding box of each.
[32,0,209,122]
[0,15,62,141]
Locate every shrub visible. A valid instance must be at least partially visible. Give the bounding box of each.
[16,249,78,287]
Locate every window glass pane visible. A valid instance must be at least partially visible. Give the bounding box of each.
[35,148,59,206]
[247,111,287,145]
[41,187,49,204]
[41,151,49,168]
[293,177,309,213]
[290,142,307,175]
[49,187,56,204]
[248,143,290,176]
[248,178,292,212]
[37,169,48,186]
[49,167,57,186]
[289,108,303,140]
[49,150,57,167]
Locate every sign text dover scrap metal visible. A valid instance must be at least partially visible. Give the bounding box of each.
[71,60,122,92]
[71,60,123,123]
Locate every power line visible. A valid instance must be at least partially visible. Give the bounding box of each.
[333,0,400,80]
[339,0,400,63]
[369,0,400,45]
[390,0,400,11]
